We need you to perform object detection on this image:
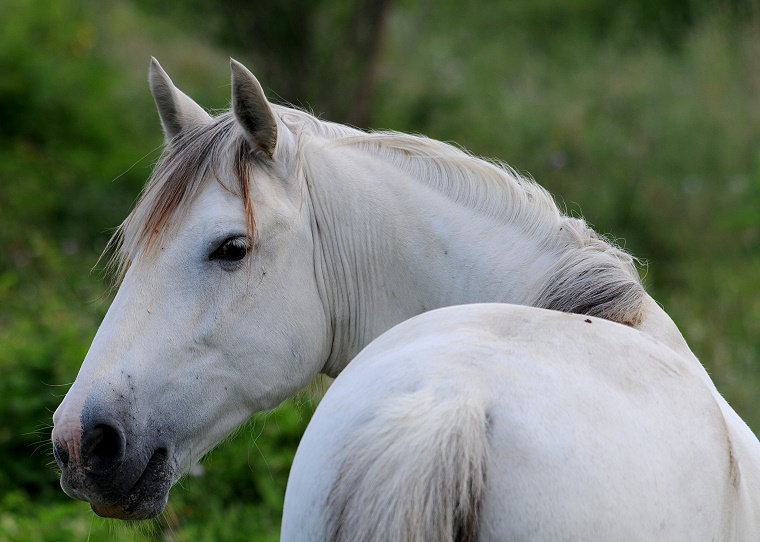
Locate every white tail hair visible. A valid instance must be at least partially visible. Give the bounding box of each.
[325,390,490,542]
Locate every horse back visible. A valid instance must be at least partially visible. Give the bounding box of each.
[282,304,739,541]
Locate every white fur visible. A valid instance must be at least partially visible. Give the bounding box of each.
[283,304,756,541]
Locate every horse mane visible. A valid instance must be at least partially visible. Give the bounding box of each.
[109,105,645,326]
[278,108,645,326]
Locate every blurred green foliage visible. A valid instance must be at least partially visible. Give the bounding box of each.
[0,0,149,500]
[133,0,391,125]
[1,0,759,539]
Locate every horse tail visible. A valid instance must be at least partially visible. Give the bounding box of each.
[325,390,490,542]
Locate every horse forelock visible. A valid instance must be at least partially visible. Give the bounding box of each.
[107,113,256,283]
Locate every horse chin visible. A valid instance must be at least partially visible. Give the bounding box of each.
[91,498,166,520]
[91,448,174,520]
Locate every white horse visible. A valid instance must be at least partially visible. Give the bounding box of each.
[50,58,759,536]
[282,303,755,541]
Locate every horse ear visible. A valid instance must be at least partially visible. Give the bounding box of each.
[230,59,277,159]
[149,57,212,141]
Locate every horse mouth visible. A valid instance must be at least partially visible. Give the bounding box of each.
[91,448,173,520]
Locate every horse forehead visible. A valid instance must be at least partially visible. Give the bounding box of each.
[184,176,248,226]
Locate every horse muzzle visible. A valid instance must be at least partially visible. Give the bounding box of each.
[52,405,175,519]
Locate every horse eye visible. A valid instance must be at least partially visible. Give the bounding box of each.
[209,237,249,262]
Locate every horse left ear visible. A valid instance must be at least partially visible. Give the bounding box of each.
[230,59,277,159]
[149,57,212,142]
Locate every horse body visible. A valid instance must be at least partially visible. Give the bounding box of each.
[49,59,760,534]
[283,304,743,541]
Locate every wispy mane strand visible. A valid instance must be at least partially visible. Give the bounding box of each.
[106,114,255,283]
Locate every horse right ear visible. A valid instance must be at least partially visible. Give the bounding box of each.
[149,57,212,142]
[230,59,278,159]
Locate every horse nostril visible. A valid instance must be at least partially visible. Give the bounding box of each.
[81,423,126,476]
[53,440,69,468]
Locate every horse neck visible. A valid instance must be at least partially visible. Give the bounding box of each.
[305,142,709,378]
[305,145,565,375]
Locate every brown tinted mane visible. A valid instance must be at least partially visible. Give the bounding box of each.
[108,113,255,282]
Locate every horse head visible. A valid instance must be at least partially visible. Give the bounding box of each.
[51,59,330,519]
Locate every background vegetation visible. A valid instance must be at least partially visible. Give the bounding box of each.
[1,0,759,539]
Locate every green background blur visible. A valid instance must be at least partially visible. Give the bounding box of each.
[1,0,759,539]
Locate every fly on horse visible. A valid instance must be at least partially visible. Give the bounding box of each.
[52,59,760,539]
